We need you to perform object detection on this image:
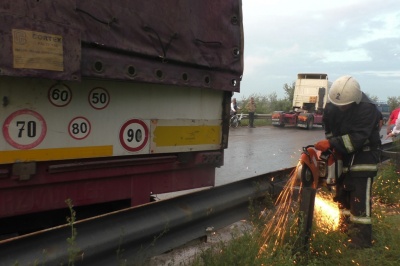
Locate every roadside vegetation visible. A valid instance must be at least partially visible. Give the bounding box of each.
[236,83,295,115]
[236,83,400,116]
[191,157,400,266]
[236,86,400,128]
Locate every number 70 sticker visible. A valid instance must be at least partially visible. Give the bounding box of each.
[2,109,47,149]
[119,119,149,152]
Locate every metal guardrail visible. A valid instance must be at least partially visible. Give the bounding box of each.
[381,142,400,171]
[255,114,272,119]
[0,142,393,265]
[0,167,293,266]
[239,113,271,120]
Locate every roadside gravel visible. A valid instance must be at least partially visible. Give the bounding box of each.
[148,220,251,266]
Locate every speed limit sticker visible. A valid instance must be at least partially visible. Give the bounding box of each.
[88,87,110,110]
[2,109,47,149]
[48,83,72,107]
[68,117,91,140]
[119,119,149,152]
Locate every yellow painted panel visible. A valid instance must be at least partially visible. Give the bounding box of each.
[154,126,221,147]
[0,146,113,164]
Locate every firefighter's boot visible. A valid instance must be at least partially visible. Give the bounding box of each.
[348,223,372,249]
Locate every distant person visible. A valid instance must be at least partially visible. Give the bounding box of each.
[387,106,400,135]
[386,115,400,140]
[230,98,238,116]
[245,97,256,128]
[230,98,241,127]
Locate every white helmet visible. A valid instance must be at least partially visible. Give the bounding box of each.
[328,76,362,106]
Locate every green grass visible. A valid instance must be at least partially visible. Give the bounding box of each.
[192,207,400,266]
[191,162,400,266]
[374,161,400,205]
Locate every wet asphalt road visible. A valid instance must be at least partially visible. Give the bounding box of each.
[159,124,389,199]
[216,124,390,186]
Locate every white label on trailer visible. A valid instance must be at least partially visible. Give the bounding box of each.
[12,29,64,71]
[68,117,91,140]
[48,83,72,107]
[2,109,47,149]
[88,87,110,110]
[119,119,149,152]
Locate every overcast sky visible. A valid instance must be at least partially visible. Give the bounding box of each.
[239,0,400,102]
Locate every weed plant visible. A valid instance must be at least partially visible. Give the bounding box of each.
[65,199,81,266]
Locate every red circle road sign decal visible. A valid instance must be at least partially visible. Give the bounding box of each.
[88,87,110,110]
[68,117,91,140]
[119,119,149,152]
[2,109,47,149]
[48,83,72,107]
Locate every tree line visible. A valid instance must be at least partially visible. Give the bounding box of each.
[237,83,400,114]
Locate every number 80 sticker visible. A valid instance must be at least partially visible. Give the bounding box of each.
[68,117,91,140]
[2,109,47,149]
[119,119,149,152]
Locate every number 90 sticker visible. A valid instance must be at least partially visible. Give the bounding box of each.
[2,109,47,149]
[119,119,149,152]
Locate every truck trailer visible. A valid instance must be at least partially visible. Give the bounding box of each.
[272,73,329,129]
[0,0,243,235]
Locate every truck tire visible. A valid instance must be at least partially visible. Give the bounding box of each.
[306,118,314,130]
[273,123,285,127]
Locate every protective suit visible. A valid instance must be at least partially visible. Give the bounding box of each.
[316,76,381,248]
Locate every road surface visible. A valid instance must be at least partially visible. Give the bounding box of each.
[216,125,324,186]
[159,124,389,199]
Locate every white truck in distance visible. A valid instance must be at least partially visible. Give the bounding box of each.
[272,73,329,129]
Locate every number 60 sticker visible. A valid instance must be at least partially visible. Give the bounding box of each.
[2,109,47,149]
[119,119,149,152]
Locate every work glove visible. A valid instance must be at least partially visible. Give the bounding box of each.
[314,139,330,152]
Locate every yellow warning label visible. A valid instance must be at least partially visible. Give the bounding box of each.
[153,125,221,146]
[12,29,64,71]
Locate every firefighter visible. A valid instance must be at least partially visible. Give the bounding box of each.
[314,75,381,249]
